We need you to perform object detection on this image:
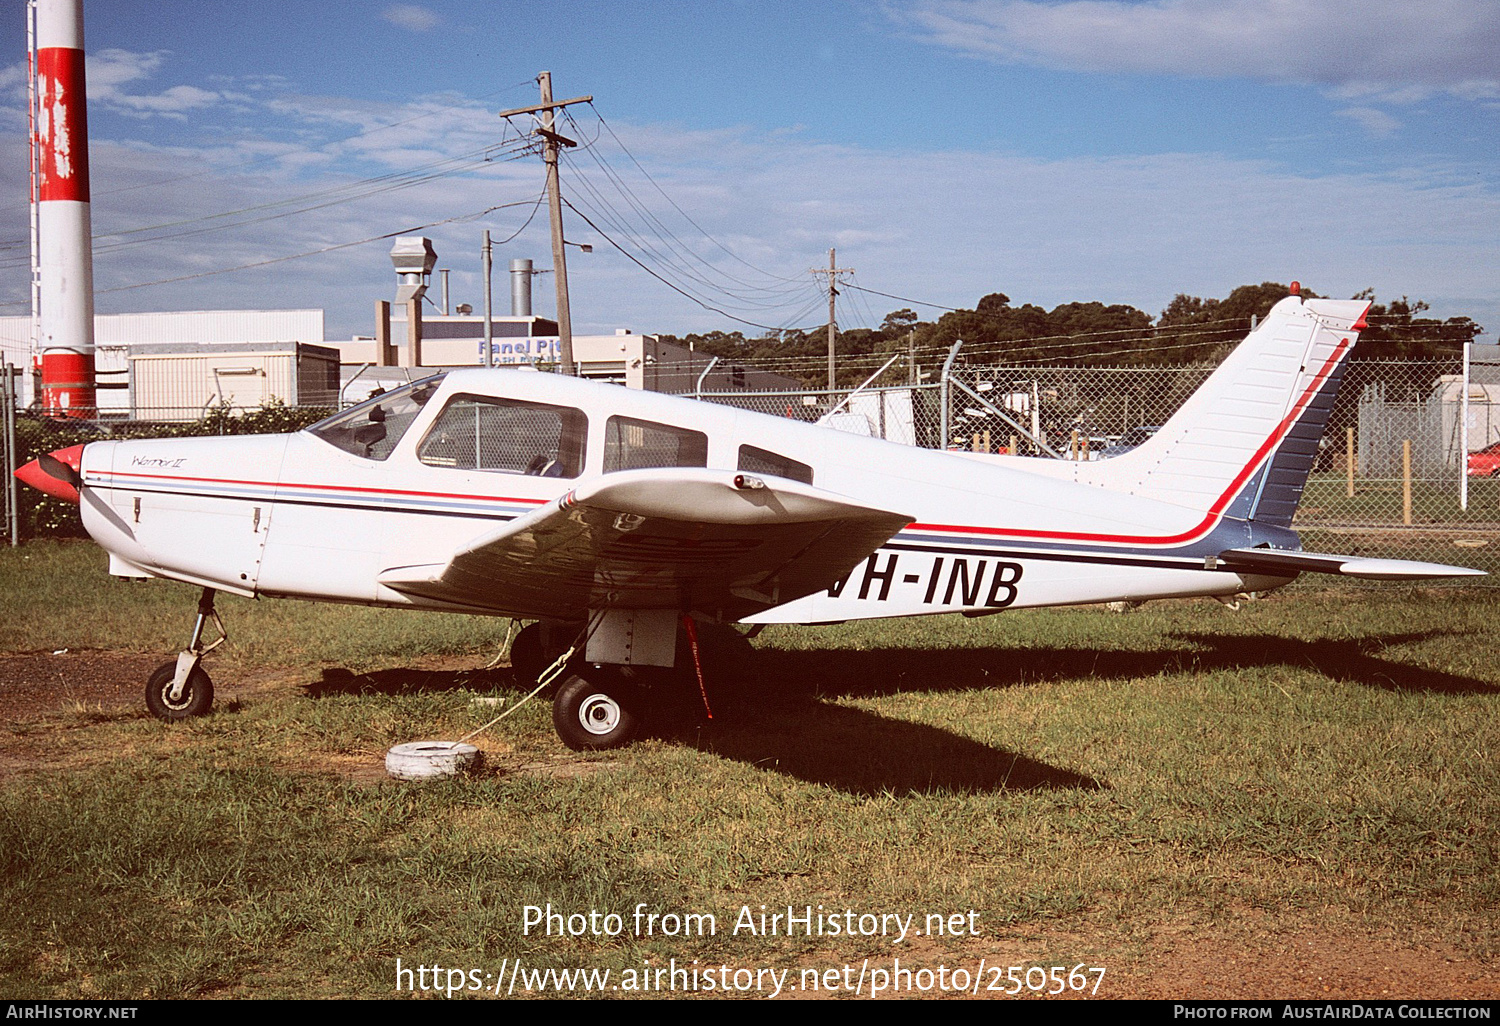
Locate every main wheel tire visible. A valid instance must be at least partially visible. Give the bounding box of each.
[145,660,214,721]
[552,673,640,751]
[509,623,546,683]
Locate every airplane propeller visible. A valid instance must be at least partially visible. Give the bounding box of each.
[13,444,84,504]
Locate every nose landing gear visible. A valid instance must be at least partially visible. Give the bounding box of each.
[145,587,224,721]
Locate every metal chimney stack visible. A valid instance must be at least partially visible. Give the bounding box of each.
[510,259,532,317]
[33,0,95,417]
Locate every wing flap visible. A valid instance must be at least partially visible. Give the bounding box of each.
[379,469,912,619]
[1218,547,1486,581]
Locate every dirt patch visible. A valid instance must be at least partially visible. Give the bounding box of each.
[0,650,163,719]
[0,648,295,721]
[785,924,1495,1000]
[1053,919,1496,1000]
[513,757,621,779]
[0,649,294,782]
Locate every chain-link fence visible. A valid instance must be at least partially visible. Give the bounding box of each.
[688,349,1500,586]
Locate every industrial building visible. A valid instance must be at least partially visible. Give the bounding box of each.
[0,306,799,418]
[326,243,801,399]
[0,310,328,418]
[329,317,797,400]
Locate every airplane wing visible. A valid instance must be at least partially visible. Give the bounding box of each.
[378,468,913,620]
[1216,547,1486,581]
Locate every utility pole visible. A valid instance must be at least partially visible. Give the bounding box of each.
[810,247,852,392]
[482,230,493,368]
[496,73,592,376]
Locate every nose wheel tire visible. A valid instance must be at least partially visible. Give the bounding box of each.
[145,661,214,721]
[552,673,640,751]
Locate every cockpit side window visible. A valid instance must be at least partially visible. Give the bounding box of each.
[738,444,813,485]
[306,375,445,461]
[604,416,708,472]
[417,395,587,478]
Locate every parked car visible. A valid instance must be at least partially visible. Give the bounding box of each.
[1468,440,1500,477]
[1099,425,1161,459]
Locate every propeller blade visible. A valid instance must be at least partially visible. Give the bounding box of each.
[38,451,82,488]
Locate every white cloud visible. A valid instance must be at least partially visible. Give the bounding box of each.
[86,49,165,90]
[1335,106,1400,138]
[381,5,442,32]
[86,49,223,119]
[899,0,1500,103]
[0,61,27,97]
[107,84,223,117]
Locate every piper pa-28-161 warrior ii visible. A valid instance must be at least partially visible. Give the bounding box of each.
[15,293,1485,749]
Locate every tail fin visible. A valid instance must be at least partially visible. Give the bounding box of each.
[1085,295,1369,524]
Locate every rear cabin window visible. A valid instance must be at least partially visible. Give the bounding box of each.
[418,396,587,478]
[604,416,708,472]
[306,375,445,461]
[738,445,813,485]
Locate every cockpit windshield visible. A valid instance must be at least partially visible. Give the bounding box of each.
[305,374,446,460]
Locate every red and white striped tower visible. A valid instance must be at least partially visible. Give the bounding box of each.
[32,0,95,417]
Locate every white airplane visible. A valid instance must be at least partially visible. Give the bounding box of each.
[15,293,1483,749]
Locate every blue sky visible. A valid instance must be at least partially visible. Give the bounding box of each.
[2,0,1498,342]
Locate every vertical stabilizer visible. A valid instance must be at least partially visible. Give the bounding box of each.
[1083,295,1369,523]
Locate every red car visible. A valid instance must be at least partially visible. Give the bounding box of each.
[1469,440,1500,477]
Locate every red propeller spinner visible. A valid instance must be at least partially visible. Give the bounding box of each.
[14,444,84,504]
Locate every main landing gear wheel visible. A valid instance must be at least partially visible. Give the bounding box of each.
[510,621,577,685]
[552,673,641,751]
[509,622,548,684]
[145,661,214,721]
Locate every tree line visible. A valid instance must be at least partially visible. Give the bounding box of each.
[657,282,1482,388]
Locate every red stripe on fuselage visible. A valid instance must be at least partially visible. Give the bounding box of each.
[93,469,548,508]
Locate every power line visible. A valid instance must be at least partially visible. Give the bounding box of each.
[584,104,804,286]
[561,197,808,334]
[0,142,534,272]
[841,282,960,312]
[560,131,815,308]
[562,166,819,316]
[560,108,814,309]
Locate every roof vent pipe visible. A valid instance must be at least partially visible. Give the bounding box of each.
[510,259,533,317]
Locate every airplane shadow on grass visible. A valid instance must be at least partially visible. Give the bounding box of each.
[662,698,1097,797]
[301,627,1488,796]
[747,629,1496,701]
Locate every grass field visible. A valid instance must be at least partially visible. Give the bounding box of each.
[0,542,1497,999]
[1300,472,1500,526]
